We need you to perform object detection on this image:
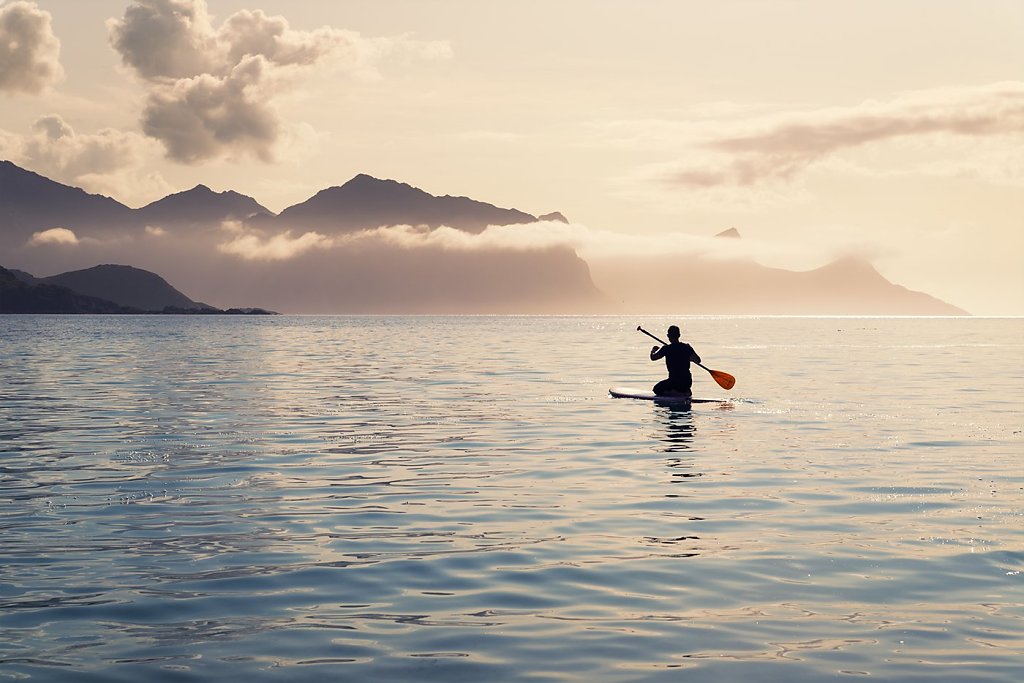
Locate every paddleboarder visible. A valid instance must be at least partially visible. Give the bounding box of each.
[649,325,701,396]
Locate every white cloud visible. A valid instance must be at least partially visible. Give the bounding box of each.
[218,226,333,260]
[362,220,888,276]
[606,82,1024,210]
[346,221,778,263]
[24,114,147,178]
[359,222,599,254]
[214,220,714,263]
[0,1,63,94]
[1,114,170,205]
[108,0,452,163]
[219,9,353,72]
[107,0,219,81]
[652,82,1024,191]
[215,217,867,284]
[141,56,279,163]
[29,227,78,245]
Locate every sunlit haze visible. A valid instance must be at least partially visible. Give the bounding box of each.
[2,0,1022,314]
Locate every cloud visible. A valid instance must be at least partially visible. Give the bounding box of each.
[24,114,147,177]
[0,1,63,94]
[285,220,771,263]
[108,0,451,163]
[217,225,333,260]
[141,56,279,162]
[215,216,867,293]
[215,220,592,263]
[214,219,777,263]
[656,82,1024,191]
[1,114,170,205]
[107,0,219,81]
[219,9,353,72]
[363,223,563,252]
[361,220,886,277]
[29,227,78,245]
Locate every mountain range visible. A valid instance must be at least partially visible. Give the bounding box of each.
[0,160,967,314]
[0,161,548,238]
[138,184,273,227]
[273,173,540,234]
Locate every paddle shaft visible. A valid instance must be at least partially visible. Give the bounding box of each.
[637,326,716,376]
[637,326,667,346]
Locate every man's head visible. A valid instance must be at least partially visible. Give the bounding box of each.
[667,325,681,341]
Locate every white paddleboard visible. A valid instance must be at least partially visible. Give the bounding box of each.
[609,387,726,404]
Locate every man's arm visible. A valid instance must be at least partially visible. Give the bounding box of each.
[690,346,702,364]
[650,345,665,361]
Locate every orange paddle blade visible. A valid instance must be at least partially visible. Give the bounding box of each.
[708,369,736,390]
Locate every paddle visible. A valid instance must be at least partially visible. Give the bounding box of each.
[637,325,736,390]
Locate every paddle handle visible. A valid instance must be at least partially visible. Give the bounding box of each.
[637,326,667,346]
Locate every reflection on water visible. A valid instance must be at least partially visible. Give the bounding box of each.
[656,404,697,452]
[0,315,1022,682]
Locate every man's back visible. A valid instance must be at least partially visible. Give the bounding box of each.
[661,342,696,378]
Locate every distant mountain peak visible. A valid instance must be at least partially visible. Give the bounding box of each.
[159,184,233,200]
[817,254,883,278]
[538,212,569,223]
[338,174,412,192]
[716,227,741,238]
[346,173,389,184]
[138,183,273,223]
[278,173,539,234]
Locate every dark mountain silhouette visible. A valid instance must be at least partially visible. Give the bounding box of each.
[5,265,276,314]
[41,264,216,311]
[274,174,538,233]
[0,160,134,240]
[539,212,569,223]
[7,268,41,285]
[138,184,273,226]
[0,265,130,313]
[0,162,541,241]
[0,162,272,244]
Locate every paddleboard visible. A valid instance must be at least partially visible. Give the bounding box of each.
[609,387,726,404]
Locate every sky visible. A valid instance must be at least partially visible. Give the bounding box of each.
[2,0,1023,314]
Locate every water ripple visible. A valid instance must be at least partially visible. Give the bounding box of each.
[1,315,1021,681]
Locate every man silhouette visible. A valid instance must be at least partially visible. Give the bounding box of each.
[650,325,701,396]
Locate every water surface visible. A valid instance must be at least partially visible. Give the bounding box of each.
[1,316,1021,681]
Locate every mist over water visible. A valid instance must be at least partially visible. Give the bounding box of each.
[1,315,1021,681]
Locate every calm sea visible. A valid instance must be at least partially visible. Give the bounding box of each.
[1,315,1021,682]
